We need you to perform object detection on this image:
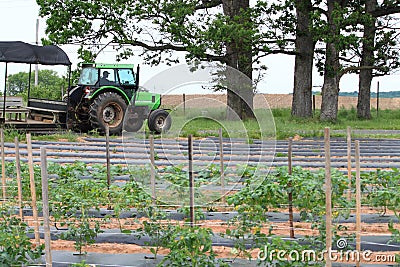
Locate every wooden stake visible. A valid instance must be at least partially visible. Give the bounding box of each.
[324,128,332,267]
[219,128,225,202]
[1,128,6,200]
[106,125,111,189]
[347,126,352,200]
[312,95,316,116]
[355,140,361,267]
[376,81,380,117]
[15,137,23,219]
[40,147,52,267]
[188,135,195,227]
[149,135,156,204]
[183,93,186,116]
[288,137,294,239]
[26,133,40,246]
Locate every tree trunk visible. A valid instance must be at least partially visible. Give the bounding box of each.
[291,0,315,118]
[357,0,377,119]
[223,0,255,120]
[320,0,341,122]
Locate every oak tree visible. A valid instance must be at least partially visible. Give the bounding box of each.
[36,0,285,120]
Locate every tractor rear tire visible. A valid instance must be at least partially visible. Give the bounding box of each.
[147,109,171,134]
[89,92,127,135]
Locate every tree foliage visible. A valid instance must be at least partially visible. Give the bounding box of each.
[7,69,67,101]
[36,0,297,119]
[36,0,400,121]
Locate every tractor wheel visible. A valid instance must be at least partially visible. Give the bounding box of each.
[89,92,127,135]
[147,109,171,134]
[124,115,144,132]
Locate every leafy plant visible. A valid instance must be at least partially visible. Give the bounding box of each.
[50,177,107,254]
[226,166,353,257]
[139,206,177,259]
[363,169,400,216]
[61,219,102,255]
[0,205,44,266]
[159,226,228,267]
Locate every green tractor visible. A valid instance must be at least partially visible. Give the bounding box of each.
[68,63,171,135]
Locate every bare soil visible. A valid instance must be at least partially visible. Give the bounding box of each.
[162,94,400,110]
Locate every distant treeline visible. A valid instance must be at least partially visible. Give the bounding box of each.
[312,91,400,98]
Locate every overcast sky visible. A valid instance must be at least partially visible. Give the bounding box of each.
[0,0,399,94]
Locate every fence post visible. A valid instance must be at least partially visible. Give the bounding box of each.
[288,137,294,238]
[15,137,23,219]
[376,81,380,117]
[355,140,361,267]
[106,125,111,189]
[183,93,186,116]
[150,135,156,204]
[324,128,332,267]
[40,147,52,267]
[1,128,6,201]
[347,126,352,200]
[219,128,225,202]
[188,135,194,227]
[26,133,40,246]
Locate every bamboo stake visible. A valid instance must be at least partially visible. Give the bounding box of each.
[1,128,6,200]
[188,135,194,227]
[288,137,294,239]
[219,128,225,202]
[347,126,352,200]
[183,93,186,116]
[40,147,52,267]
[355,140,361,267]
[26,133,40,246]
[149,135,156,204]
[324,128,332,267]
[14,137,23,219]
[106,125,111,189]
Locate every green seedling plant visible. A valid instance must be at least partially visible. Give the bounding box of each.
[226,166,353,259]
[139,206,177,259]
[4,161,42,203]
[177,206,206,221]
[162,165,206,203]
[363,168,400,216]
[61,219,101,255]
[51,176,107,254]
[159,226,229,267]
[107,181,152,232]
[0,205,43,266]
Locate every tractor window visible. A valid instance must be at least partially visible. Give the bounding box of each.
[99,69,118,86]
[78,67,98,85]
[118,69,135,86]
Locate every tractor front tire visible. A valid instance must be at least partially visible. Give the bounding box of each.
[147,109,171,134]
[89,92,127,135]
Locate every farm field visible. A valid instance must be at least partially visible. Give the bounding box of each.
[0,131,399,266]
[162,94,400,110]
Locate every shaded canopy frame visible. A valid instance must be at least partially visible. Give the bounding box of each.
[0,41,72,124]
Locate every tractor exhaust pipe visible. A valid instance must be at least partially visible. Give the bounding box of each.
[135,65,140,91]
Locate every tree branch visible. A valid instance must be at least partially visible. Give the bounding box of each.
[116,40,229,64]
[195,0,222,10]
[371,6,400,17]
[339,65,385,78]
[256,47,299,56]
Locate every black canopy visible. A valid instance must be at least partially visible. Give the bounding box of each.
[0,41,71,65]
